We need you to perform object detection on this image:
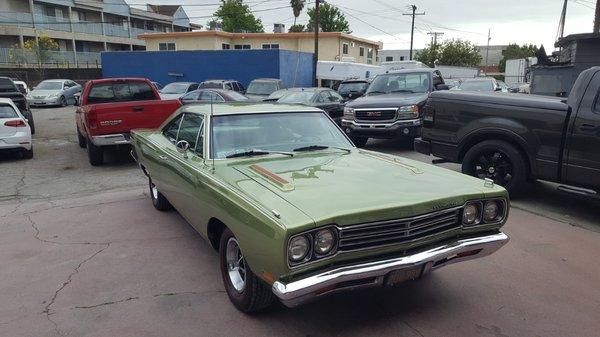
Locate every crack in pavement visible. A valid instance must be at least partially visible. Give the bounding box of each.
[75,296,140,309]
[73,290,226,311]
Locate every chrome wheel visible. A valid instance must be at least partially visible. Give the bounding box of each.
[226,237,246,293]
[150,182,158,199]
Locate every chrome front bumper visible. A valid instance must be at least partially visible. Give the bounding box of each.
[272,232,509,307]
[91,133,130,146]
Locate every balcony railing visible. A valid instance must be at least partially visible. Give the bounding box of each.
[72,20,103,35]
[104,23,130,38]
[130,27,159,38]
[0,48,101,67]
[33,13,71,32]
[0,11,34,28]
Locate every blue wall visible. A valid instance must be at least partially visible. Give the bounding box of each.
[101,49,314,88]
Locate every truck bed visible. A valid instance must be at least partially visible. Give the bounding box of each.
[429,91,568,111]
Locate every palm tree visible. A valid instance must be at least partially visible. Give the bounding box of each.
[290,0,305,26]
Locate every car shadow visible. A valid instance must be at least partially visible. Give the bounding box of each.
[364,138,415,151]
[99,145,137,167]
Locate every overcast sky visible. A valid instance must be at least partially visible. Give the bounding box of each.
[128,0,597,51]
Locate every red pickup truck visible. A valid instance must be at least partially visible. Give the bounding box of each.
[75,78,182,166]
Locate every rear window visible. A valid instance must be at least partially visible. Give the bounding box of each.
[87,81,156,104]
[0,78,17,92]
[0,104,18,118]
[199,82,223,89]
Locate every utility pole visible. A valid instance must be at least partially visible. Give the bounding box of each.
[485,29,491,68]
[313,0,321,87]
[403,5,425,60]
[557,0,568,41]
[594,0,600,33]
[427,31,444,47]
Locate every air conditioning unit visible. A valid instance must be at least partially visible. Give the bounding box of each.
[274,23,285,33]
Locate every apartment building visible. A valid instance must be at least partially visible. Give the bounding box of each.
[0,0,194,66]
[139,30,382,65]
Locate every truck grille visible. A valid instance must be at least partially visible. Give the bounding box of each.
[355,108,397,121]
[338,207,461,251]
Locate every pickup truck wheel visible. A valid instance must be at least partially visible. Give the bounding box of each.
[462,140,527,196]
[77,129,87,148]
[219,228,275,313]
[149,178,172,211]
[86,138,104,166]
[351,136,368,147]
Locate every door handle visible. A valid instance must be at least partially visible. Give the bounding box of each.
[580,124,597,132]
[133,106,144,112]
[158,155,169,160]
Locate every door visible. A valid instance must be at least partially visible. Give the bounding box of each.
[564,71,600,190]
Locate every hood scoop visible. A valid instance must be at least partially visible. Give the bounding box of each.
[249,164,295,191]
[360,151,424,174]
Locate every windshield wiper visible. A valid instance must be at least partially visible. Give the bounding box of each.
[293,145,351,153]
[226,149,294,159]
[390,89,415,93]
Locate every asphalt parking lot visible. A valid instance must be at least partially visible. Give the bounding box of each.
[1,106,599,337]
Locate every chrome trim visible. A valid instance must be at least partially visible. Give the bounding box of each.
[273,232,509,307]
[341,118,421,128]
[91,133,130,146]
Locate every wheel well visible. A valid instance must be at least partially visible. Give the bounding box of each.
[459,133,532,176]
[207,218,226,251]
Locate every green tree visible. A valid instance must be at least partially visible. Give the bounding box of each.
[209,0,264,33]
[290,0,305,26]
[499,43,538,72]
[288,24,305,33]
[416,39,481,67]
[306,2,351,33]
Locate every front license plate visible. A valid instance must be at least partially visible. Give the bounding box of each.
[385,266,423,286]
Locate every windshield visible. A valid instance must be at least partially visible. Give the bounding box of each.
[458,80,494,91]
[367,72,430,94]
[0,104,18,118]
[338,82,368,94]
[211,112,352,159]
[277,91,314,104]
[246,82,278,95]
[161,83,190,94]
[36,81,63,90]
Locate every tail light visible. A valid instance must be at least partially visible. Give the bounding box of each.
[4,119,27,127]
[86,109,98,129]
[422,104,435,126]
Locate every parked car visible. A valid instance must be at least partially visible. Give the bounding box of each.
[415,66,600,196]
[27,79,82,107]
[497,80,509,92]
[450,77,502,92]
[75,78,182,166]
[199,80,245,93]
[337,78,370,101]
[264,88,290,102]
[245,78,285,101]
[275,87,346,123]
[0,77,34,134]
[159,82,198,100]
[342,69,449,147]
[180,89,249,104]
[130,102,510,313]
[13,80,29,95]
[0,98,32,159]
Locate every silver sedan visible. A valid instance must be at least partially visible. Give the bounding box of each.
[27,79,82,107]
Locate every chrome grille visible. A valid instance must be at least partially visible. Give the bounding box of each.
[355,109,396,121]
[338,208,461,251]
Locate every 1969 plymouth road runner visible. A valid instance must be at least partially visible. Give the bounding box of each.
[131,103,510,313]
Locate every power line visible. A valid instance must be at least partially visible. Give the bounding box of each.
[331,5,410,43]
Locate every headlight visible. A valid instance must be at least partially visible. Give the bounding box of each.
[314,229,335,255]
[48,93,59,98]
[462,202,481,225]
[288,235,310,262]
[397,105,419,118]
[343,107,354,118]
[483,201,500,222]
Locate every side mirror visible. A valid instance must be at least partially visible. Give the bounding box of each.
[435,84,450,91]
[74,93,81,106]
[176,140,190,158]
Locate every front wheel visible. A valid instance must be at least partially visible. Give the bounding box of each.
[219,228,275,313]
[462,140,527,196]
[350,136,368,148]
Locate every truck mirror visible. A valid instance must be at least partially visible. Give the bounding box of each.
[435,84,450,91]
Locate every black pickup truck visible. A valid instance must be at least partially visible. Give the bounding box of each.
[0,77,35,134]
[415,66,600,197]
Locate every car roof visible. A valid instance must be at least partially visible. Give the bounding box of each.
[462,77,494,82]
[203,79,237,83]
[384,68,436,74]
[250,78,280,82]
[89,78,149,84]
[340,79,370,83]
[180,102,322,115]
[166,81,197,85]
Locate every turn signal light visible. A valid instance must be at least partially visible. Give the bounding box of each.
[4,119,26,127]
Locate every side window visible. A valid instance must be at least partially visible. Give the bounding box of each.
[201,91,225,102]
[238,83,245,92]
[224,82,233,90]
[189,84,199,91]
[317,91,329,103]
[177,113,204,154]
[181,92,199,101]
[329,91,343,102]
[162,114,183,143]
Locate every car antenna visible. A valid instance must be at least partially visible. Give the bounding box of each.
[210,95,215,172]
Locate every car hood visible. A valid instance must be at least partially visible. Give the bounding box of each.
[245,93,269,101]
[29,90,61,96]
[229,150,504,228]
[347,92,429,108]
[160,93,184,100]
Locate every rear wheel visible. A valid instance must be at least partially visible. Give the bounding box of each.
[462,140,527,196]
[149,178,172,211]
[86,138,104,166]
[77,129,87,148]
[219,228,275,313]
[350,136,368,148]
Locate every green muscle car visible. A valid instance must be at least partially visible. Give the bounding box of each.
[130,103,510,312]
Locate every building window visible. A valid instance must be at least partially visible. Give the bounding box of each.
[400,56,405,61]
[367,48,373,59]
[234,44,251,50]
[385,56,393,62]
[359,47,365,57]
[222,43,230,50]
[262,44,279,49]
[342,43,349,55]
[158,42,176,51]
